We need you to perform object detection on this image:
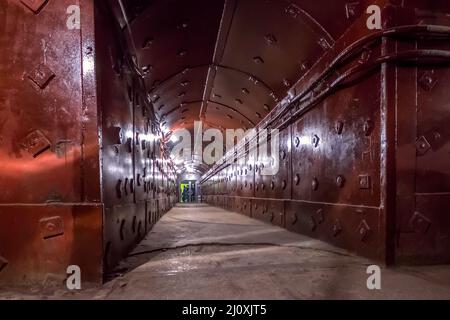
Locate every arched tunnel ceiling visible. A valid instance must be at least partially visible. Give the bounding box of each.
[107,0,359,173]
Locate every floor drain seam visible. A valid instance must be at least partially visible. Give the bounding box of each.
[128,242,353,258]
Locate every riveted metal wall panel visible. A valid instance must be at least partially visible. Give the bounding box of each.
[397,195,450,264]
[271,127,291,199]
[235,197,251,217]
[0,204,103,285]
[285,201,383,260]
[290,69,381,207]
[0,0,104,285]
[255,161,271,199]
[0,0,86,204]
[236,162,254,198]
[250,199,284,227]
[415,61,450,193]
[103,204,134,272]
[394,11,450,264]
[251,199,267,223]
[96,1,176,275]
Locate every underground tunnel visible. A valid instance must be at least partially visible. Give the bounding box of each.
[1,0,450,300]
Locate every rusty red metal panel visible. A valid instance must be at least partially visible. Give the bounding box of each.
[0,0,104,286]
[291,71,382,206]
[0,0,86,204]
[394,8,450,264]
[0,204,103,285]
[285,201,383,260]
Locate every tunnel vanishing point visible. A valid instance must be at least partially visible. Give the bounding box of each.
[0,0,450,288]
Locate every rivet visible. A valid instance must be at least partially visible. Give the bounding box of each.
[142,37,154,48]
[0,256,9,273]
[253,56,264,64]
[318,38,331,50]
[409,212,432,234]
[336,175,346,188]
[333,220,342,237]
[285,3,301,18]
[415,136,431,156]
[27,63,55,90]
[283,79,291,87]
[358,220,371,241]
[363,120,374,136]
[345,2,361,19]
[312,178,319,191]
[270,92,278,102]
[316,209,324,224]
[335,120,344,135]
[300,61,310,71]
[151,95,160,103]
[265,34,277,45]
[177,19,189,29]
[116,180,123,198]
[177,49,188,57]
[142,65,152,75]
[418,70,438,91]
[120,220,126,241]
[291,213,298,225]
[359,175,371,189]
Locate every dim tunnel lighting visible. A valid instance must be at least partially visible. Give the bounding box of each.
[2,0,450,302]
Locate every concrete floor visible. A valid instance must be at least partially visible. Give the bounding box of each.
[2,203,450,300]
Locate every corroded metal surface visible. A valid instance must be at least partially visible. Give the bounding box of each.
[0,0,104,285]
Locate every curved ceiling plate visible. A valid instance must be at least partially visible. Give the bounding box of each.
[207,66,275,124]
[218,0,334,99]
[130,0,224,88]
[151,66,208,122]
[204,101,253,131]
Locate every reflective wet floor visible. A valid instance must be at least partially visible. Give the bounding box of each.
[2,204,450,300]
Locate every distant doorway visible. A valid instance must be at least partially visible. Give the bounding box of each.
[180,180,197,203]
